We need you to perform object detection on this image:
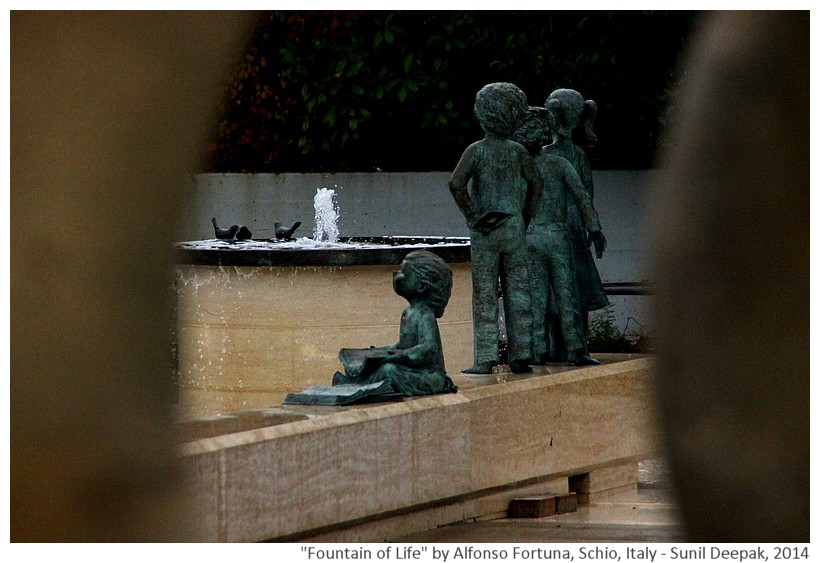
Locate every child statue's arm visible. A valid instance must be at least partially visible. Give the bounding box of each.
[519,149,544,228]
[577,150,594,200]
[448,143,478,225]
[562,160,606,258]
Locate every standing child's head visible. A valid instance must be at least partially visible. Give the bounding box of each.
[473,82,529,138]
[512,106,553,156]
[545,88,598,143]
[393,250,453,318]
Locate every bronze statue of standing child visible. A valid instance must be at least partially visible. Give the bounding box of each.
[513,106,606,366]
[543,89,610,357]
[448,82,544,374]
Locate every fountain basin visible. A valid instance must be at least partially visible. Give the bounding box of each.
[174,236,472,420]
[174,236,471,267]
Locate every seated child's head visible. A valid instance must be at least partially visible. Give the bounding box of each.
[393,250,453,318]
[474,82,528,138]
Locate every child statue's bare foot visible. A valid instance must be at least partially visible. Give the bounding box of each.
[462,363,494,374]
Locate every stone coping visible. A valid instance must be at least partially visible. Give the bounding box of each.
[179,354,655,455]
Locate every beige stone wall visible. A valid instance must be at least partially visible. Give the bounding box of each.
[176,263,474,419]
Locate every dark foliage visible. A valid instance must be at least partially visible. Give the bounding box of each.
[208,11,700,173]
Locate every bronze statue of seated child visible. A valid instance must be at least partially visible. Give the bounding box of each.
[332,250,458,396]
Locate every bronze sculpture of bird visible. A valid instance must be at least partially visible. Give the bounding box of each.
[235,225,253,240]
[211,217,239,240]
[274,221,302,240]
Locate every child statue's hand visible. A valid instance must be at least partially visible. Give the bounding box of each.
[589,230,607,259]
[383,349,408,364]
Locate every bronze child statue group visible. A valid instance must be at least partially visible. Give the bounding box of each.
[451,82,608,373]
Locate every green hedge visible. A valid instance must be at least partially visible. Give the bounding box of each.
[208,11,699,173]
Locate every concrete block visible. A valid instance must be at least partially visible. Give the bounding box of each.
[509,495,557,518]
[464,477,568,521]
[556,492,578,514]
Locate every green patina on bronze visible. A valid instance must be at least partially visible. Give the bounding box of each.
[448,82,544,374]
[544,89,610,319]
[330,250,458,396]
[513,104,607,366]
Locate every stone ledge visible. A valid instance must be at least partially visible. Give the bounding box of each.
[179,355,661,541]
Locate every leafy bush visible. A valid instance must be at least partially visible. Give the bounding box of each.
[209,10,699,173]
[586,305,652,353]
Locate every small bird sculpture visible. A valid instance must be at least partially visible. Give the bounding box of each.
[211,217,239,240]
[235,225,253,240]
[274,221,302,240]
